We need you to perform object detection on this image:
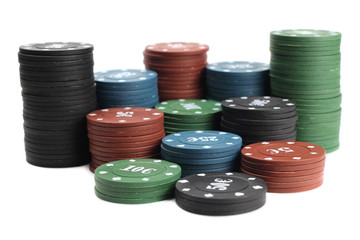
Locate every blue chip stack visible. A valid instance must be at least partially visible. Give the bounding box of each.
[161,130,242,176]
[206,61,270,101]
[94,69,159,109]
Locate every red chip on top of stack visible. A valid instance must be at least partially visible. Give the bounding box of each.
[144,42,209,101]
[86,107,165,172]
[240,141,326,193]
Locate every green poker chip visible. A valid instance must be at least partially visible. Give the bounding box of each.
[95,188,173,204]
[95,185,174,199]
[95,159,181,188]
[271,29,341,42]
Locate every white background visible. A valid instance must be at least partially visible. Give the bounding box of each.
[1,0,359,239]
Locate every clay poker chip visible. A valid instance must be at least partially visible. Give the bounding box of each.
[174,172,267,215]
[94,69,159,109]
[86,107,165,171]
[206,61,270,101]
[240,141,326,193]
[94,159,181,204]
[19,42,96,168]
[144,42,209,101]
[155,99,222,134]
[270,29,342,152]
[221,96,298,145]
[161,130,242,177]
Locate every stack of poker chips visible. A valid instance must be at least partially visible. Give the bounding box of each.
[18,42,96,167]
[144,42,209,101]
[241,141,326,193]
[161,130,242,176]
[94,69,159,109]
[206,61,270,101]
[175,172,267,216]
[86,107,165,172]
[155,99,222,134]
[94,159,181,204]
[270,29,342,152]
[221,96,298,146]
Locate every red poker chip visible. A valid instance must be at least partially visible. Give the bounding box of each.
[267,179,324,193]
[241,161,325,177]
[89,148,160,158]
[87,130,165,143]
[241,168,324,183]
[264,176,323,189]
[89,143,160,154]
[87,119,164,130]
[144,42,209,56]
[241,157,325,171]
[241,141,326,165]
[91,153,160,162]
[87,124,164,137]
[145,64,207,73]
[143,50,207,60]
[89,134,164,148]
[86,107,163,127]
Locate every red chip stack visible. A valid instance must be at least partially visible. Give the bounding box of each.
[86,107,165,172]
[144,42,209,101]
[241,141,326,193]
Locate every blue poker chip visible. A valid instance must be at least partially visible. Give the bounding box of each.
[96,85,158,96]
[94,69,157,84]
[161,147,239,165]
[96,80,156,91]
[179,161,237,170]
[206,61,269,74]
[161,144,241,159]
[161,130,242,154]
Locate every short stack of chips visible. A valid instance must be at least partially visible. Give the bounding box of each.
[86,107,165,172]
[221,96,298,146]
[94,159,181,204]
[161,130,242,176]
[241,141,326,193]
[19,42,96,167]
[144,42,209,101]
[94,69,159,109]
[206,61,270,101]
[175,172,267,215]
[155,99,222,134]
[270,29,342,152]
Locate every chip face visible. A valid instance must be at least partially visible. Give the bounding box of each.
[271,29,341,39]
[145,42,209,55]
[175,172,267,204]
[207,61,269,73]
[19,42,94,55]
[95,159,181,187]
[162,130,242,154]
[95,69,157,83]
[156,99,221,116]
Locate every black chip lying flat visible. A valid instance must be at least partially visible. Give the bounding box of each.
[174,172,267,215]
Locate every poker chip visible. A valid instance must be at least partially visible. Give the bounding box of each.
[161,130,242,176]
[18,42,96,167]
[86,107,165,171]
[206,61,270,101]
[241,141,326,193]
[155,99,222,134]
[94,69,159,109]
[144,42,209,101]
[94,159,181,204]
[270,29,342,152]
[221,96,298,145]
[174,172,267,215]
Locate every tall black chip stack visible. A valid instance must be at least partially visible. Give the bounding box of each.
[270,29,342,152]
[19,42,96,167]
[221,96,298,146]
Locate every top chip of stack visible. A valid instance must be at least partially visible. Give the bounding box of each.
[221,96,298,146]
[206,61,270,101]
[19,42,96,167]
[94,69,159,109]
[155,99,222,134]
[144,42,209,101]
[269,29,342,152]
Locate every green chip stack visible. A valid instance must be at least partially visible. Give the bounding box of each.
[155,99,222,134]
[94,159,181,204]
[270,29,342,153]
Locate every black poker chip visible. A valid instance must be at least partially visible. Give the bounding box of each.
[19,41,96,168]
[174,172,267,215]
[221,96,298,145]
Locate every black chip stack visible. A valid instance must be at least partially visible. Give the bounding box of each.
[220,96,298,146]
[19,42,96,167]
